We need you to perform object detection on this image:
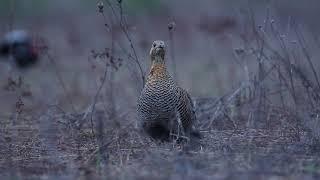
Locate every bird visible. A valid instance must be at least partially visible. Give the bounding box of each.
[0,30,39,68]
[137,40,199,141]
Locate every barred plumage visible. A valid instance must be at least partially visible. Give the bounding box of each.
[137,40,198,141]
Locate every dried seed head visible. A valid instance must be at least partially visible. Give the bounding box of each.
[15,97,24,114]
[168,21,176,31]
[234,48,245,55]
[97,1,104,13]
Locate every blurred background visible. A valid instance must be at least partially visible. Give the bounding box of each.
[1,0,320,115]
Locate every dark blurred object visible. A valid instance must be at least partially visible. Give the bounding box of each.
[0,30,39,68]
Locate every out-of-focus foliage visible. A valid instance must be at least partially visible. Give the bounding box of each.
[0,0,49,17]
[0,0,164,18]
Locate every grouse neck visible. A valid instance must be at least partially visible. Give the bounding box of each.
[150,61,167,72]
[149,59,168,79]
[151,55,165,65]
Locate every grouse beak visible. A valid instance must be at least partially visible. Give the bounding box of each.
[155,46,164,53]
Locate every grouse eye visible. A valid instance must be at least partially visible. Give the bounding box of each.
[153,43,156,48]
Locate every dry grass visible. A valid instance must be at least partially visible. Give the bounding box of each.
[0,98,319,179]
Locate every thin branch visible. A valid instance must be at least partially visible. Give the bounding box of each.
[89,63,108,139]
[45,52,77,113]
[168,22,178,82]
[103,0,145,88]
[294,25,320,91]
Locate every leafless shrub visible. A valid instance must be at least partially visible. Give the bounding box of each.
[224,8,320,147]
[97,0,145,89]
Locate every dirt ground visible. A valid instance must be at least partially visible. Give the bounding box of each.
[0,98,319,180]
